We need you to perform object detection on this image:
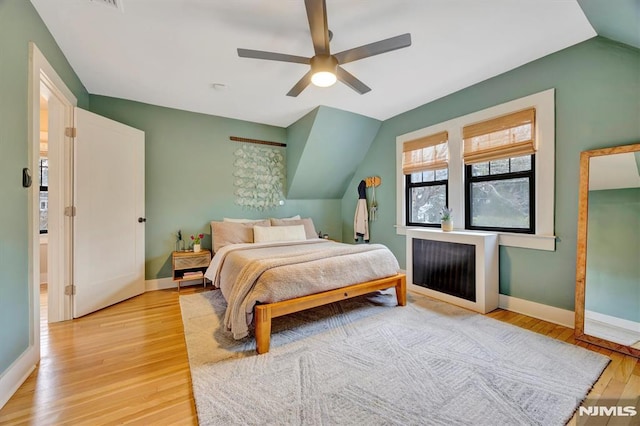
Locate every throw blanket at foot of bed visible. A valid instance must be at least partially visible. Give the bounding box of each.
[211,241,401,340]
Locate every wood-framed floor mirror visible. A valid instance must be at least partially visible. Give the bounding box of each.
[575,142,640,358]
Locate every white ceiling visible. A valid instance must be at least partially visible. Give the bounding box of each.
[30,0,596,127]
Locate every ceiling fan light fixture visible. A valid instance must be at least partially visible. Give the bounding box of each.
[310,55,338,87]
[311,71,337,87]
[237,0,411,96]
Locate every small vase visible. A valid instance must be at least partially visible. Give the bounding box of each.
[193,243,201,253]
[441,220,453,232]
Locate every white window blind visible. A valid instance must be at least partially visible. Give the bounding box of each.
[402,131,449,174]
[462,108,536,164]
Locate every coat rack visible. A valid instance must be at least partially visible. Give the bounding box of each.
[363,176,380,222]
[365,176,381,188]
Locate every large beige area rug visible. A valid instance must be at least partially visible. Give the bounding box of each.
[180,290,608,426]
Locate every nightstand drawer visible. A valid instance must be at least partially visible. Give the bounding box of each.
[174,255,210,269]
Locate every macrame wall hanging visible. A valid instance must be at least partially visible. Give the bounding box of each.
[232,137,286,210]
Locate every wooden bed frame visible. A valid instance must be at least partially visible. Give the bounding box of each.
[254,273,406,354]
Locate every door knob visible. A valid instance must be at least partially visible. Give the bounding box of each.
[138,217,146,223]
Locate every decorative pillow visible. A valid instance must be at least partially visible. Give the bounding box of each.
[279,215,301,220]
[253,225,306,243]
[270,218,318,239]
[223,218,265,223]
[210,220,270,252]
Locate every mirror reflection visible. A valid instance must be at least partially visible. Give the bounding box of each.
[584,151,640,349]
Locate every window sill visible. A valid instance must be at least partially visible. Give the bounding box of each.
[395,225,556,251]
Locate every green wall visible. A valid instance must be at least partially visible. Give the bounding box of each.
[342,37,640,311]
[0,0,89,373]
[287,108,318,195]
[578,0,640,50]
[89,96,343,280]
[287,106,381,199]
[585,188,640,322]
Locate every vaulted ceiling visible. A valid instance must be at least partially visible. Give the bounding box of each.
[29,1,636,127]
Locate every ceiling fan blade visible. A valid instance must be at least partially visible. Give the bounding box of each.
[336,66,371,95]
[286,71,313,97]
[304,0,330,56]
[237,48,310,64]
[334,33,412,64]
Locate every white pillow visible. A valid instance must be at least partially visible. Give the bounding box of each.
[223,218,265,223]
[270,218,318,239]
[253,225,306,243]
[280,215,301,220]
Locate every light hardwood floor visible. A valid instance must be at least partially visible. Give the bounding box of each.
[0,288,638,425]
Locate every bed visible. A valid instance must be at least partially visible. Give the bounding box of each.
[204,219,406,354]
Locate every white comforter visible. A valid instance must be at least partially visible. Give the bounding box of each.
[204,240,400,339]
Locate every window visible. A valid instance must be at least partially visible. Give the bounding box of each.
[406,169,448,226]
[465,155,535,232]
[396,89,556,251]
[462,108,536,233]
[402,131,449,226]
[39,157,48,234]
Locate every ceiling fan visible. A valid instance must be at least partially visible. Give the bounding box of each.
[237,0,412,97]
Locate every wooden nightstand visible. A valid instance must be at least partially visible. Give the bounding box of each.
[172,249,212,290]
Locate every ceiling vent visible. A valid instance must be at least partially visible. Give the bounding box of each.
[90,0,124,12]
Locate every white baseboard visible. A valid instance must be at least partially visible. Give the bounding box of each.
[397,272,572,328]
[585,310,640,333]
[0,345,37,410]
[145,277,175,291]
[499,294,574,328]
[144,277,207,292]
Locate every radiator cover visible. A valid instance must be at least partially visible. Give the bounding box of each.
[412,239,476,302]
[406,229,499,314]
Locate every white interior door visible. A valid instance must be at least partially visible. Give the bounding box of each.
[73,108,145,318]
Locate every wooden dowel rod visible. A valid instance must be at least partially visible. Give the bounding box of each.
[230,136,286,147]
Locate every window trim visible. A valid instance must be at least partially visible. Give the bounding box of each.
[396,89,556,251]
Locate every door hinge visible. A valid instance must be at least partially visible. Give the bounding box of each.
[65,127,77,138]
[64,285,76,296]
[64,206,76,217]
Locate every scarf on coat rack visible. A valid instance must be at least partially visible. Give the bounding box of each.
[354,180,369,242]
[369,183,378,222]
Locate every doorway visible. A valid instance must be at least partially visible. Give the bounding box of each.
[38,86,70,325]
[29,43,77,367]
[38,91,49,323]
[30,43,146,325]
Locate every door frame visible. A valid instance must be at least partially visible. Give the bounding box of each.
[28,43,77,348]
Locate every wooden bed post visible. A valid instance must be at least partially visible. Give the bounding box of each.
[254,305,272,355]
[396,274,407,306]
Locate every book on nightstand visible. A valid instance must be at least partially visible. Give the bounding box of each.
[182,271,204,279]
